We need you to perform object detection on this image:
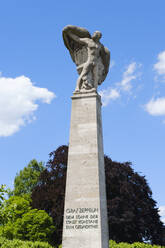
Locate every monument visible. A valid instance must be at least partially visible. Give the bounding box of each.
[62,25,110,248]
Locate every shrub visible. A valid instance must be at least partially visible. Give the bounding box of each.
[0,236,54,248]
[0,195,55,243]
[109,240,164,248]
[1,209,55,242]
[14,209,55,242]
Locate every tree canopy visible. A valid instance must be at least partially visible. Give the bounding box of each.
[31,145,164,246]
[32,146,67,245]
[104,156,164,244]
[0,185,8,206]
[13,159,44,196]
[0,195,55,242]
[0,184,10,226]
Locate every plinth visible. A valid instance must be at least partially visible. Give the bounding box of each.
[62,92,109,248]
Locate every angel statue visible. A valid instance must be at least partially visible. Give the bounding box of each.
[62,25,110,93]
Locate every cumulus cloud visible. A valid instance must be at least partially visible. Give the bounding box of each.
[99,62,141,107]
[159,206,165,224]
[144,51,165,118]
[99,88,120,107]
[144,97,165,116]
[0,75,55,137]
[154,51,165,77]
[119,62,138,92]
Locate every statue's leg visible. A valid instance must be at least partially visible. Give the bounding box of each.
[75,75,82,92]
[75,63,91,91]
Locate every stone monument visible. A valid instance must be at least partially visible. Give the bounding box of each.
[62,25,110,248]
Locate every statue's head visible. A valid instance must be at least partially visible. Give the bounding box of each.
[92,31,102,41]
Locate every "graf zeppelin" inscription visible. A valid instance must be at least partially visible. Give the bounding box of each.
[65,208,99,230]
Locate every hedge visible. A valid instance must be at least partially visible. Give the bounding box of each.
[109,240,164,248]
[59,240,164,248]
[0,237,54,248]
[0,238,164,248]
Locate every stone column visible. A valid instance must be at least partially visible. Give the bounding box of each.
[62,92,109,248]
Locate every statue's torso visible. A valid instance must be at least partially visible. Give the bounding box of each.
[84,39,101,64]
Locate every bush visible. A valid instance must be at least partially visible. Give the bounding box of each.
[14,209,55,242]
[0,195,55,242]
[52,240,165,248]
[0,236,54,248]
[1,237,164,248]
[109,240,164,248]
[2,195,31,224]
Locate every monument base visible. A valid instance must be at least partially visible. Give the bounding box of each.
[62,92,109,248]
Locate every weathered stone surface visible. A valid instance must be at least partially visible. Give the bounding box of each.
[62,92,109,248]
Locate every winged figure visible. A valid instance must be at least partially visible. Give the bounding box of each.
[63,25,110,93]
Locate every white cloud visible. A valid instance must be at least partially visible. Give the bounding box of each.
[144,51,165,119]
[0,75,55,137]
[159,206,165,216]
[159,206,165,224]
[100,62,141,107]
[162,218,165,224]
[144,97,165,116]
[154,51,165,76]
[119,62,137,92]
[99,88,120,106]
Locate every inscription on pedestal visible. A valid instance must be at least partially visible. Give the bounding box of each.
[65,208,99,230]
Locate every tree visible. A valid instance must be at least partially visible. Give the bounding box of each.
[0,185,9,205]
[11,209,55,242]
[0,195,31,239]
[2,195,31,223]
[32,146,67,245]
[13,159,44,196]
[31,145,164,245]
[104,156,164,245]
[0,195,55,243]
[0,184,9,228]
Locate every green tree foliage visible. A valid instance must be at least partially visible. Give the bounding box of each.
[2,195,31,223]
[0,185,9,205]
[0,195,55,243]
[13,159,44,196]
[0,184,11,228]
[31,145,164,246]
[14,209,55,242]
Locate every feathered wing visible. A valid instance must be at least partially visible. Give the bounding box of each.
[99,45,110,84]
[62,25,91,68]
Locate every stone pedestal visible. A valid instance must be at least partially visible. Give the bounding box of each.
[62,92,109,248]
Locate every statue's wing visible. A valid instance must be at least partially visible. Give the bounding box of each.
[62,25,91,68]
[99,45,110,85]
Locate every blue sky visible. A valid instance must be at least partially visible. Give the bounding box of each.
[0,0,165,223]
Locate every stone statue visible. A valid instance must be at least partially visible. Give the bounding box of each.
[63,25,110,93]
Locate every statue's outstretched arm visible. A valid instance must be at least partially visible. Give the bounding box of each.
[68,32,86,45]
